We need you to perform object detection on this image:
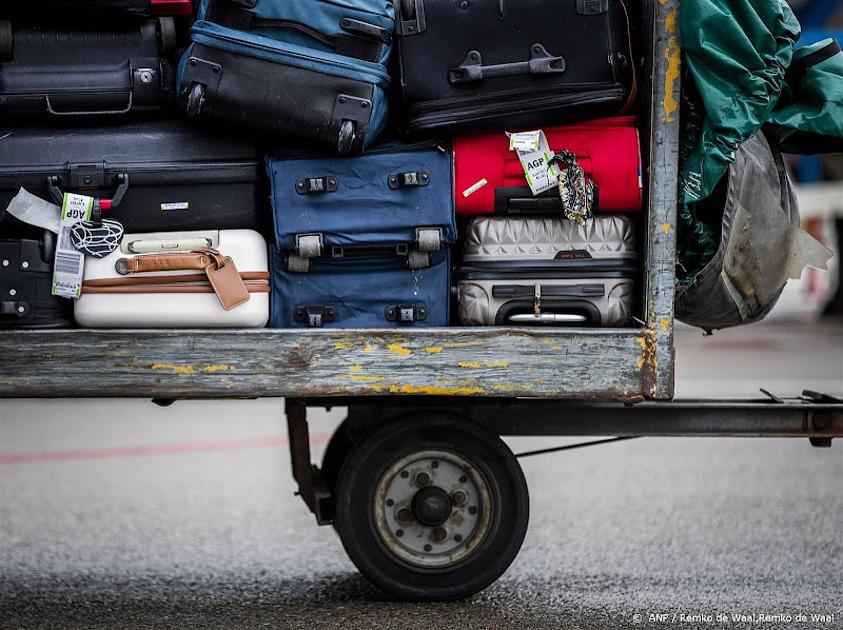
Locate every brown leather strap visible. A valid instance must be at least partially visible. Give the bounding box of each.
[82,280,269,295]
[85,271,269,288]
[113,248,253,311]
[118,251,217,274]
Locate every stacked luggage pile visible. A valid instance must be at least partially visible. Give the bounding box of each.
[0,0,644,330]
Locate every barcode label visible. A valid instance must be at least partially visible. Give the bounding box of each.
[52,193,93,299]
[55,251,81,276]
[58,226,74,251]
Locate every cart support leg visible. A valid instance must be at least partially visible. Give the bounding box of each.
[285,399,332,525]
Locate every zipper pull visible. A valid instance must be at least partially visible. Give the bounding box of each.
[498,0,505,19]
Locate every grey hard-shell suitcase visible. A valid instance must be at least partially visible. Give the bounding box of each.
[457,215,637,326]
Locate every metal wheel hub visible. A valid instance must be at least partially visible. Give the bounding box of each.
[373,449,492,569]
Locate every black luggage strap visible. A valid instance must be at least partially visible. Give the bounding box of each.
[205,1,390,63]
[388,170,429,189]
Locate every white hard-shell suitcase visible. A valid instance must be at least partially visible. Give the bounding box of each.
[75,229,269,328]
[457,216,637,326]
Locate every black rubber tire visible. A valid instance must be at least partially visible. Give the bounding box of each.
[321,420,357,497]
[334,415,529,601]
[186,83,206,117]
[337,120,356,154]
[157,17,178,56]
[0,21,13,63]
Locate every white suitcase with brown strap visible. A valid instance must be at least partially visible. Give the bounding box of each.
[74,229,269,328]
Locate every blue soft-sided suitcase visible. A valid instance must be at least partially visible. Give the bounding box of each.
[267,142,456,269]
[270,247,451,328]
[177,0,394,154]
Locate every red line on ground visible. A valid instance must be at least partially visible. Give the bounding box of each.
[0,433,332,465]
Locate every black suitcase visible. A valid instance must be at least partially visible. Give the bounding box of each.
[0,16,178,119]
[39,0,193,17]
[0,120,267,234]
[0,231,73,329]
[396,0,634,136]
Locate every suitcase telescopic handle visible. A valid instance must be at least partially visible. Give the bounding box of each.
[449,44,565,84]
[47,174,130,216]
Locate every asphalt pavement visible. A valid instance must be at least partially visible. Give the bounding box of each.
[1,319,842,629]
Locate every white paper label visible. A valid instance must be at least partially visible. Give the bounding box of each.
[161,202,190,211]
[508,130,541,152]
[5,188,61,234]
[52,194,92,299]
[509,130,559,196]
[462,178,488,198]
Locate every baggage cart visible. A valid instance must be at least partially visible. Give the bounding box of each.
[1,0,841,600]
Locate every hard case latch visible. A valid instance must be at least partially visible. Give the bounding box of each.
[294,306,336,328]
[385,303,428,323]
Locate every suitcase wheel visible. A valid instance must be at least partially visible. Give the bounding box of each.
[0,21,13,63]
[337,120,357,155]
[186,82,206,117]
[157,17,178,56]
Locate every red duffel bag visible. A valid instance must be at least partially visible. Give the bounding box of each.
[453,116,642,215]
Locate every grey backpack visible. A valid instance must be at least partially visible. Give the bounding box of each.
[675,131,831,331]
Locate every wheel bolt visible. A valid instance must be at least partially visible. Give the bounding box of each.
[396,529,404,537]
[400,470,409,478]
[396,508,412,523]
[433,527,447,542]
[459,475,468,483]
[386,498,394,507]
[452,490,467,506]
[431,461,439,469]
[424,544,432,552]
[454,534,463,543]
[416,471,431,487]
[468,506,478,515]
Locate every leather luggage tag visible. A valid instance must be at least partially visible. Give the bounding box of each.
[204,252,251,311]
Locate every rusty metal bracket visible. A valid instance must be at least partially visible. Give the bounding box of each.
[285,398,332,525]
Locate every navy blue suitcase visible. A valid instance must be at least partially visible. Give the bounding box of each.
[177,0,394,153]
[270,247,450,328]
[267,142,456,272]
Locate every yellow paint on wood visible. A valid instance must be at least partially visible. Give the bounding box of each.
[388,383,485,396]
[387,342,412,357]
[662,9,681,124]
[203,364,234,373]
[662,223,671,235]
[425,346,443,353]
[457,360,509,369]
[660,317,671,333]
[333,341,353,350]
[349,364,363,373]
[362,344,378,353]
[441,340,483,349]
[151,363,195,375]
[347,374,386,382]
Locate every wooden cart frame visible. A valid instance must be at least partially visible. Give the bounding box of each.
[0,1,680,402]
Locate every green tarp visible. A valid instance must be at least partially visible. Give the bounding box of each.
[677,0,843,283]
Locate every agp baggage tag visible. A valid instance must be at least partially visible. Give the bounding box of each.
[52,194,93,299]
[508,130,559,196]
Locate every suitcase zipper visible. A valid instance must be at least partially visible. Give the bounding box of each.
[191,23,390,86]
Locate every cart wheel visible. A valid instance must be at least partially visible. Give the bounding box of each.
[337,120,356,154]
[186,83,206,117]
[0,21,13,63]
[157,17,178,56]
[334,415,529,601]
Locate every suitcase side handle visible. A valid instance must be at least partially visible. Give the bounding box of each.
[47,174,131,219]
[449,44,566,85]
[494,298,602,327]
[44,93,134,117]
